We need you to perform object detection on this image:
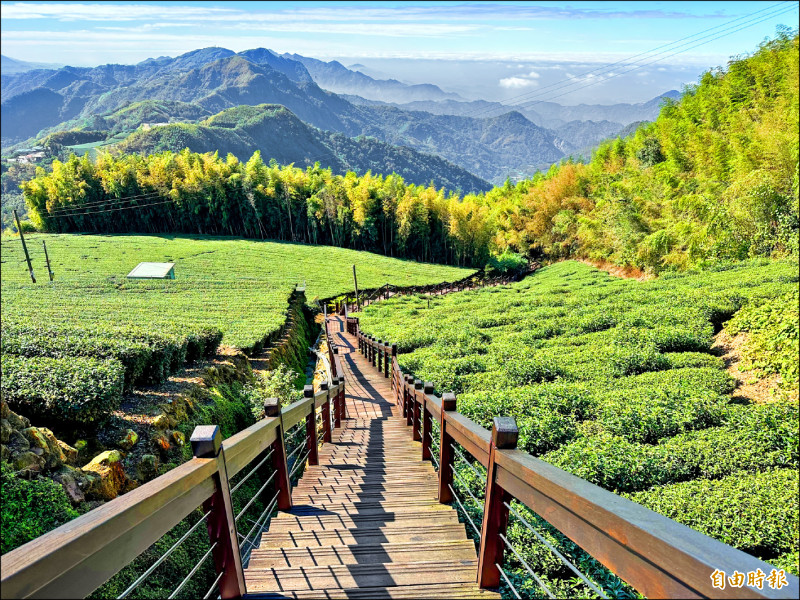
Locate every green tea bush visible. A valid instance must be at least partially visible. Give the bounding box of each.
[626,469,799,560]
[1,462,80,554]
[726,290,799,390]
[1,355,124,423]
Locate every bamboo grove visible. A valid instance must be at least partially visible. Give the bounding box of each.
[21,31,799,272]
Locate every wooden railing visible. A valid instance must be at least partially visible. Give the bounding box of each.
[0,379,347,600]
[350,319,799,599]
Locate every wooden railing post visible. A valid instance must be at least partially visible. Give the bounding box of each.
[412,379,423,441]
[438,392,457,504]
[405,375,414,426]
[421,382,433,460]
[335,377,346,423]
[190,425,246,600]
[331,347,339,377]
[321,385,332,443]
[303,386,319,466]
[376,340,383,373]
[370,337,377,368]
[385,344,394,378]
[477,417,518,589]
[264,399,292,511]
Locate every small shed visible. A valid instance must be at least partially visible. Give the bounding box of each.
[127,262,175,279]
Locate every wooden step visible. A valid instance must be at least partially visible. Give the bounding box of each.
[267,510,459,532]
[247,539,477,568]
[244,559,478,592]
[245,583,499,599]
[292,490,437,504]
[284,499,449,517]
[259,523,469,548]
[292,481,437,496]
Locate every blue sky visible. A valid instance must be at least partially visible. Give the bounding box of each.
[1,1,797,103]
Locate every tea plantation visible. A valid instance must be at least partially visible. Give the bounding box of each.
[0,233,473,423]
[357,259,799,591]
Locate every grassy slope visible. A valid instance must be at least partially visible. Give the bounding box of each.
[0,233,473,350]
[357,259,799,589]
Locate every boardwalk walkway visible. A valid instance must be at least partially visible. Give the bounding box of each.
[244,316,498,599]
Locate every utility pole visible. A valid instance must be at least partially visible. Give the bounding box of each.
[13,210,35,283]
[42,240,54,281]
[352,264,360,311]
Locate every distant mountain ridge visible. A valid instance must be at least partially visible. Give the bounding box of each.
[117,104,492,193]
[0,55,63,74]
[1,46,673,184]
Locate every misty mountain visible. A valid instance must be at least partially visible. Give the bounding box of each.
[280,53,464,103]
[116,104,491,193]
[552,120,627,155]
[0,55,63,74]
[1,46,650,184]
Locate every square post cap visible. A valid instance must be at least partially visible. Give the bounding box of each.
[263,397,281,417]
[321,381,329,390]
[414,379,424,390]
[423,382,434,394]
[333,347,339,354]
[492,417,519,449]
[442,392,457,411]
[190,425,221,458]
[304,385,314,398]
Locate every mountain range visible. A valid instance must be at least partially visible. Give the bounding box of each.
[1,47,677,185]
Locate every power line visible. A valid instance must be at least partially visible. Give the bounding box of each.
[45,199,175,219]
[46,191,164,215]
[457,1,796,119]
[505,4,799,115]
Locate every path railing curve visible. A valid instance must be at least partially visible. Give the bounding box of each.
[0,378,347,600]
[348,317,799,600]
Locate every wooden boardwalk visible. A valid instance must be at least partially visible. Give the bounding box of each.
[244,316,498,599]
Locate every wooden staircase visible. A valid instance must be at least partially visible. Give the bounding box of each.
[243,318,498,599]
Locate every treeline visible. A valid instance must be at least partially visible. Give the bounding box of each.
[487,30,799,270]
[23,31,799,272]
[23,151,495,266]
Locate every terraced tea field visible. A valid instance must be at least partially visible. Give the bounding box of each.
[358,259,799,591]
[1,233,473,422]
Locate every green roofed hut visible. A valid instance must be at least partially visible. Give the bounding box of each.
[126,262,175,279]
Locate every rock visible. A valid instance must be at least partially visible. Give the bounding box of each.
[13,451,44,473]
[52,466,86,504]
[171,431,186,447]
[151,432,171,453]
[0,400,8,419]
[58,440,79,464]
[1,419,11,443]
[7,429,30,454]
[117,429,139,451]
[136,454,159,481]
[152,414,170,430]
[1,444,10,461]
[6,409,30,430]
[83,450,128,501]
[21,427,66,469]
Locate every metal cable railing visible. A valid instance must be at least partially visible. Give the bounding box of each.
[496,563,523,600]
[451,443,488,482]
[499,533,556,599]
[230,448,274,495]
[167,542,217,599]
[117,511,212,599]
[234,472,277,524]
[505,501,608,598]
[447,483,482,540]
[202,571,224,600]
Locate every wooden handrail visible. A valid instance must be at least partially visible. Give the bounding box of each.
[349,316,800,599]
[0,376,347,600]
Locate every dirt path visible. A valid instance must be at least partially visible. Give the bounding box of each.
[711,330,783,404]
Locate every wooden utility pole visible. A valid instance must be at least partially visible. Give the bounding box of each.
[13,210,35,283]
[352,264,360,311]
[42,240,54,281]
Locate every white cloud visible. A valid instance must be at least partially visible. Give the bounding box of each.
[499,76,537,88]
[526,71,540,78]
